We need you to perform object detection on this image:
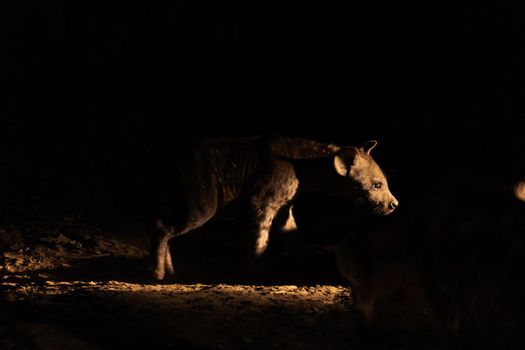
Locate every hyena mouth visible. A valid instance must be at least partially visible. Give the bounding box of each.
[355,196,383,215]
[355,199,393,216]
[383,208,395,215]
[374,205,395,216]
[373,206,385,216]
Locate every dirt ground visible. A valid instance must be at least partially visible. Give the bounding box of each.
[0,222,360,350]
[2,178,524,350]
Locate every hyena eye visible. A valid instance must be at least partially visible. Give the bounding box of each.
[373,182,383,190]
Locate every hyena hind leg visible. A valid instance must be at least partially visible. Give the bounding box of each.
[149,221,176,281]
[149,221,194,281]
[164,245,175,278]
[150,190,220,281]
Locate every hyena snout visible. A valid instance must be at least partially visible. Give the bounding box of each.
[379,196,398,215]
[388,198,398,211]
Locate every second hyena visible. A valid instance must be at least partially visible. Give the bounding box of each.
[150,136,398,280]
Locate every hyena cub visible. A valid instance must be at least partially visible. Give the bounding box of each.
[150,136,398,280]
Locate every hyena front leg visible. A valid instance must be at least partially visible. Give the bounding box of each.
[249,177,299,257]
[276,203,298,232]
[250,199,287,257]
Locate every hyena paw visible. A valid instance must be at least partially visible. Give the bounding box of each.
[148,257,165,281]
[164,248,175,279]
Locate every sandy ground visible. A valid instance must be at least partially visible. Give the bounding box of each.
[3,180,523,350]
[0,223,358,350]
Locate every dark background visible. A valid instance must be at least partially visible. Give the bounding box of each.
[1,0,525,215]
[2,2,525,346]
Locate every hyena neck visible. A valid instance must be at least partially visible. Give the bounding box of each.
[269,137,345,195]
[292,157,347,195]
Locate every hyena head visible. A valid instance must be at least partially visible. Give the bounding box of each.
[333,140,398,215]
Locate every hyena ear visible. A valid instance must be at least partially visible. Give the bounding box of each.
[362,140,378,155]
[334,147,359,176]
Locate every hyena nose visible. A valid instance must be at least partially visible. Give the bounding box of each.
[388,201,398,210]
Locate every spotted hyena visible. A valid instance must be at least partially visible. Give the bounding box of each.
[150,136,398,280]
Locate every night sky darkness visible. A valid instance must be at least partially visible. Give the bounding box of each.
[2,1,525,220]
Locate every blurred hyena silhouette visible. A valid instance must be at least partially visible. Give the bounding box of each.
[337,172,525,349]
[149,136,398,281]
[515,180,525,202]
